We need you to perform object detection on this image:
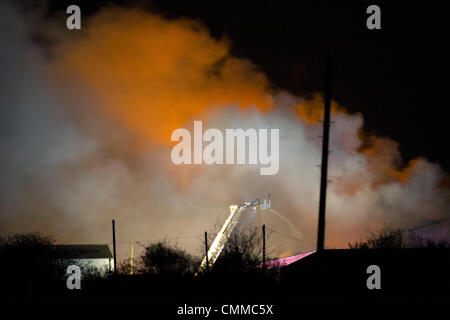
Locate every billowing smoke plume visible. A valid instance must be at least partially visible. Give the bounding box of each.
[0,3,448,259]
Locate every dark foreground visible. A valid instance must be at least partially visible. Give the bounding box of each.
[5,248,450,318]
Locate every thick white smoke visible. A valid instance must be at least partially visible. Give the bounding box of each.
[0,3,448,261]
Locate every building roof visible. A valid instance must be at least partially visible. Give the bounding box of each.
[280,248,450,298]
[52,244,112,259]
[265,251,315,268]
[415,219,450,242]
[258,251,314,269]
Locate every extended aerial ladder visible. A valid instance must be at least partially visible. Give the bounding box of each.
[197,196,271,274]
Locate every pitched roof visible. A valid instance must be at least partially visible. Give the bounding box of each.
[269,251,315,268]
[52,244,112,259]
[258,251,315,269]
[415,219,450,242]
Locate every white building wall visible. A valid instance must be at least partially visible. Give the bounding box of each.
[73,258,113,274]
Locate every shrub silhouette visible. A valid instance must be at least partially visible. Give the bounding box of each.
[0,232,72,297]
[139,241,197,276]
[348,225,450,249]
[211,226,265,273]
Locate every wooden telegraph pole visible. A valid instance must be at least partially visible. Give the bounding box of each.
[262,224,266,271]
[317,59,332,252]
[112,219,117,275]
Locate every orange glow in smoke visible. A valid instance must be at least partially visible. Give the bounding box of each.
[52,6,444,192]
[294,93,344,124]
[54,8,274,143]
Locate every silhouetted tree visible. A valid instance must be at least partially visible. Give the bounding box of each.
[0,232,71,297]
[0,232,67,278]
[348,225,450,249]
[211,227,260,272]
[139,241,197,276]
[117,258,133,275]
[0,232,109,298]
[207,226,277,276]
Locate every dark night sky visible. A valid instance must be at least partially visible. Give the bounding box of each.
[41,0,450,172]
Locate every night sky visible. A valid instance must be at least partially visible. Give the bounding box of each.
[38,0,450,172]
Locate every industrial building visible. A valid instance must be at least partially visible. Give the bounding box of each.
[53,244,114,274]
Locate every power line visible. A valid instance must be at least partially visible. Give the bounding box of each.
[109,234,200,244]
[135,234,200,242]
[109,228,334,252]
[265,226,314,247]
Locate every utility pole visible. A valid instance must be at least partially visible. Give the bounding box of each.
[112,219,117,275]
[130,239,134,275]
[204,232,209,272]
[317,59,332,252]
[262,224,266,271]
